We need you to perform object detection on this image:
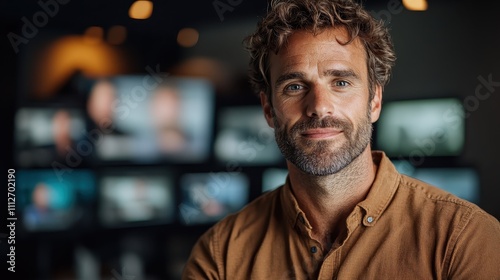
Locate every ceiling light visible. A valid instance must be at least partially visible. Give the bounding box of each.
[129,0,153,20]
[402,0,428,11]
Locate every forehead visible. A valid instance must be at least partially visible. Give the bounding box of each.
[269,27,367,76]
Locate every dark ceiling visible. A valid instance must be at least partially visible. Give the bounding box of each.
[1,1,411,39]
[1,0,401,77]
[3,0,478,86]
[1,0,269,35]
[1,1,273,71]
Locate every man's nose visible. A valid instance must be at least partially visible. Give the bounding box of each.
[305,84,335,119]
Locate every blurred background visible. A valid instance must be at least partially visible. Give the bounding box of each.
[1,0,499,279]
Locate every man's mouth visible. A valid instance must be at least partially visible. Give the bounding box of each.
[300,128,343,139]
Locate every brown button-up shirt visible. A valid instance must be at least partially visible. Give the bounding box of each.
[183,152,500,279]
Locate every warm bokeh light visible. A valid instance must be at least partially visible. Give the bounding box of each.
[129,0,153,19]
[31,35,131,99]
[84,26,104,44]
[107,25,127,45]
[402,0,428,11]
[177,28,199,48]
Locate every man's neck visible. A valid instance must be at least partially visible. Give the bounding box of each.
[287,147,377,251]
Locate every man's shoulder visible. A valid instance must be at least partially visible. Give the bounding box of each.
[218,186,282,227]
[198,187,284,245]
[397,173,494,221]
[191,187,284,258]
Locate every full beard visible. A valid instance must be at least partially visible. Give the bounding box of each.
[273,110,373,176]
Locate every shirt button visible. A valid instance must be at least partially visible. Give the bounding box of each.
[310,246,317,253]
[367,216,374,223]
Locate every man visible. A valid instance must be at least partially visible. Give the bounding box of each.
[183,0,500,279]
[149,82,187,154]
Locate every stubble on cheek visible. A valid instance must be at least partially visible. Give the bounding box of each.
[271,106,373,176]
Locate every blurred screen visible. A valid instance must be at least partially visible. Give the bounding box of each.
[88,76,214,163]
[262,168,288,193]
[98,171,175,227]
[179,172,249,225]
[376,98,465,157]
[14,108,86,167]
[393,161,480,203]
[214,106,282,165]
[17,169,96,231]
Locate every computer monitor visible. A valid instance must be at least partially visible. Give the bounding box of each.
[98,169,176,227]
[14,107,87,167]
[179,172,250,225]
[17,169,96,232]
[88,76,215,164]
[214,106,282,165]
[375,98,465,158]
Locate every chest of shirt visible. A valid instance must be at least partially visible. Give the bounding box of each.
[221,206,450,280]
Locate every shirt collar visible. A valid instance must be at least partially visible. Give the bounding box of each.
[357,151,400,226]
[280,151,400,230]
[281,177,313,230]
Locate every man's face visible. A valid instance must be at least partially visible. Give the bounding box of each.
[261,27,382,176]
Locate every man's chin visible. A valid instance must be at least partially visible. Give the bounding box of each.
[294,160,342,176]
[295,138,344,154]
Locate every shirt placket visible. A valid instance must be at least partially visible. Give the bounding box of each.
[296,213,325,278]
[317,207,363,279]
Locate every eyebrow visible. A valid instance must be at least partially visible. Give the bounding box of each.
[273,69,361,90]
[274,72,305,90]
[323,69,360,80]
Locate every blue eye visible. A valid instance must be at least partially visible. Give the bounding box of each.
[335,80,349,87]
[285,84,304,91]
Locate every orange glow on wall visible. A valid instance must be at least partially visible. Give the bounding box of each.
[177,28,199,48]
[32,35,131,99]
[84,26,104,44]
[107,25,127,45]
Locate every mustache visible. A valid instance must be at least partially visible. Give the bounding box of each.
[290,117,352,134]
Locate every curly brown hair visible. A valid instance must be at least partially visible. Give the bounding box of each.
[244,0,396,101]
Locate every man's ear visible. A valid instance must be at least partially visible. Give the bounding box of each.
[260,91,275,128]
[370,84,382,123]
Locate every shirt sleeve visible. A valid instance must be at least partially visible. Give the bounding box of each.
[446,209,500,279]
[182,226,223,280]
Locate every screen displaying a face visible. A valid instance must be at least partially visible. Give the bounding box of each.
[17,169,96,232]
[88,76,214,163]
[99,171,176,227]
[15,108,86,167]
